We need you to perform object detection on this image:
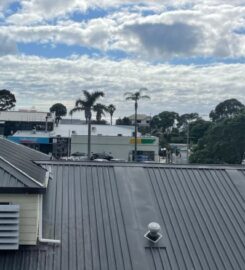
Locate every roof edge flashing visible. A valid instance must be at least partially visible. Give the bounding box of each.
[0,156,44,189]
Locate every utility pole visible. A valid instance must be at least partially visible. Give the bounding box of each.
[186,122,189,164]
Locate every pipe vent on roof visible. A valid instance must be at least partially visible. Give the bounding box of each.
[144,222,162,243]
[0,204,19,250]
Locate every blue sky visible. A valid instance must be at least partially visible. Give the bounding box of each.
[0,0,244,119]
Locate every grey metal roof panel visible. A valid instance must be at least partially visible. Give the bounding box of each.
[0,163,244,270]
[0,157,44,191]
[0,138,49,184]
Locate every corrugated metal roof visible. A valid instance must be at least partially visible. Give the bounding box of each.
[0,163,244,270]
[0,111,54,122]
[0,157,44,191]
[0,138,49,185]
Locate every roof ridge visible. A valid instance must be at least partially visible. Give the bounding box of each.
[0,156,44,188]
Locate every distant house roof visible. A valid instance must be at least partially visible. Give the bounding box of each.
[128,114,151,120]
[0,138,50,185]
[0,111,55,122]
[0,157,45,193]
[0,162,244,270]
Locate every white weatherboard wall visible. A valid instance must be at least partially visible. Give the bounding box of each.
[71,135,159,161]
[0,194,39,245]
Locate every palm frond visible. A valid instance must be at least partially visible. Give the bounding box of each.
[125,96,136,101]
[90,91,104,104]
[107,104,116,113]
[124,91,134,97]
[140,95,150,100]
[75,98,87,107]
[69,106,85,115]
[82,90,91,101]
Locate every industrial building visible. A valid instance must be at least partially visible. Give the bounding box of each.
[0,110,55,136]
[0,138,244,269]
[8,123,159,161]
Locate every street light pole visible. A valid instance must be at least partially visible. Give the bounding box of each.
[186,122,189,163]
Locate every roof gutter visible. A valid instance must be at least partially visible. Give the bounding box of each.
[38,194,61,244]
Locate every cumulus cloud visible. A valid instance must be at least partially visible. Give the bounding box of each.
[0,1,244,59]
[0,33,17,55]
[0,55,244,118]
[126,22,201,58]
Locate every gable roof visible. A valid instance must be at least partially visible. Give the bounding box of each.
[0,157,45,193]
[0,162,244,270]
[0,138,50,185]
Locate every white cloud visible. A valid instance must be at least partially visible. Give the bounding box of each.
[0,2,243,59]
[0,55,244,118]
[0,33,17,55]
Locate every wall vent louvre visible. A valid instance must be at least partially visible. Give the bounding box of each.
[0,205,19,250]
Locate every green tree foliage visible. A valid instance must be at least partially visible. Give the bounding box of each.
[107,104,116,125]
[70,90,104,158]
[190,113,245,164]
[189,119,212,144]
[124,88,150,161]
[0,89,16,111]
[177,113,199,129]
[93,103,108,122]
[116,117,131,125]
[151,111,179,133]
[50,103,67,125]
[209,98,245,122]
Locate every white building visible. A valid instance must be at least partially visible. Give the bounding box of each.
[9,124,159,161]
[128,114,151,127]
[71,134,159,161]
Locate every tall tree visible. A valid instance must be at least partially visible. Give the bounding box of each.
[209,98,244,122]
[177,113,199,129]
[50,103,67,126]
[107,104,116,125]
[151,111,179,133]
[93,103,108,122]
[190,113,245,164]
[189,119,212,144]
[70,90,104,159]
[116,117,131,125]
[0,89,16,111]
[124,88,150,161]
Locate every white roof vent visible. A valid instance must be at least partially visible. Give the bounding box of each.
[144,222,162,243]
[0,204,19,250]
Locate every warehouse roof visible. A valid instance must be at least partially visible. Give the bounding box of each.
[9,124,138,138]
[0,138,50,185]
[53,123,136,137]
[0,162,244,270]
[0,111,55,122]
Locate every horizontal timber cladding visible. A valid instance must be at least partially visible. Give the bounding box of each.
[0,194,39,245]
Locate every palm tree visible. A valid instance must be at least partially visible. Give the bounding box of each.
[124,88,150,161]
[70,90,104,159]
[93,103,108,122]
[107,104,116,125]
